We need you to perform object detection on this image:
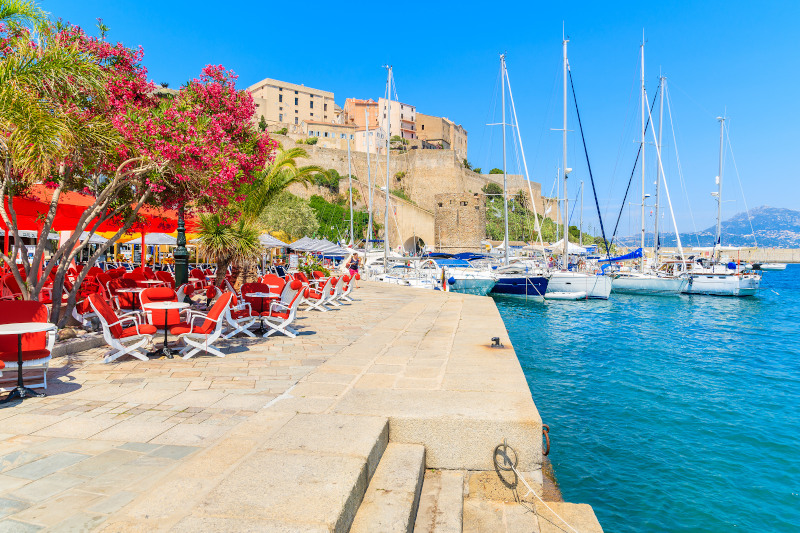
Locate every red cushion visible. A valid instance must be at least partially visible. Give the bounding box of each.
[231,309,256,320]
[0,349,51,363]
[0,301,50,354]
[171,322,213,335]
[307,289,322,299]
[262,310,289,320]
[0,360,4,369]
[120,324,157,338]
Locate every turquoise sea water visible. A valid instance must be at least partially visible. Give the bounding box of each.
[494,266,800,532]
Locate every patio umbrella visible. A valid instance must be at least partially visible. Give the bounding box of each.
[259,234,288,248]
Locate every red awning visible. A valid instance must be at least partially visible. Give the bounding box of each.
[2,185,199,235]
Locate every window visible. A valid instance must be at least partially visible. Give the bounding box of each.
[279,94,283,103]
[350,134,354,140]
[324,103,328,111]
[295,90,298,94]
[295,117,298,125]
[279,107,282,111]
[295,109,298,113]
[294,97,298,105]
[401,114,403,119]
[310,113,313,117]
[279,113,283,121]
[421,124,425,130]
[310,101,313,109]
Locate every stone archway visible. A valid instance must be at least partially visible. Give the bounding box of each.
[403,236,426,255]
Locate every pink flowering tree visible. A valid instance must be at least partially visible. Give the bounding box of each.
[0,14,274,325]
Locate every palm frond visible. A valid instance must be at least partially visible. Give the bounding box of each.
[0,0,47,28]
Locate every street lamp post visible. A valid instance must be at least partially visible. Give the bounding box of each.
[174,205,189,295]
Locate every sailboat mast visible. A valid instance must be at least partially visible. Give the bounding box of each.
[366,109,372,255]
[555,165,560,243]
[348,137,353,245]
[501,54,510,265]
[562,36,569,270]
[385,66,392,268]
[715,115,725,255]
[579,180,583,246]
[639,39,646,271]
[654,74,664,266]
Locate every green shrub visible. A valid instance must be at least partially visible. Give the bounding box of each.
[305,137,318,145]
[489,168,503,174]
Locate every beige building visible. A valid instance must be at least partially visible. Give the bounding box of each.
[417,113,468,160]
[378,98,417,140]
[302,121,356,151]
[247,78,335,129]
[353,126,387,155]
[342,98,379,129]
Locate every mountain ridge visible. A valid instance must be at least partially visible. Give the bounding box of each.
[617,206,800,248]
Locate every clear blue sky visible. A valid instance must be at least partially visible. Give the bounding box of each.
[41,0,799,236]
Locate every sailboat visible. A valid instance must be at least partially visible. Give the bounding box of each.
[487,54,549,299]
[610,43,687,295]
[682,117,761,297]
[545,35,612,299]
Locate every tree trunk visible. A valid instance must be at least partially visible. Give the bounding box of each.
[230,260,258,292]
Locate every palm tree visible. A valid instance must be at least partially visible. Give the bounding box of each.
[0,1,109,181]
[198,144,326,288]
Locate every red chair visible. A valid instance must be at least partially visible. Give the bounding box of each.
[223,293,258,339]
[262,280,305,338]
[261,274,285,296]
[0,301,55,392]
[107,268,125,280]
[171,292,233,359]
[108,278,141,310]
[88,294,156,363]
[305,277,337,312]
[140,287,183,333]
[123,272,148,288]
[312,271,326,280]
[240,282,274,316]
[86,266,104,278]
[190,268,208,289]
[1,274,23,300]
[155,271,175,289]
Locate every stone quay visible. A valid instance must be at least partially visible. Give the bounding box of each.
[0,282,602,532]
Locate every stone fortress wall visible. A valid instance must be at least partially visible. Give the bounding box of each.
[273,134,558,251]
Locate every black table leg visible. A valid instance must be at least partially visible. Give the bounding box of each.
[0,333,45,404]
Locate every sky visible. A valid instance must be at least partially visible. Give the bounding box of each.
[40,0,800,236]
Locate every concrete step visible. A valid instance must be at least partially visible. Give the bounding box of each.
[462,499,604,533]
[534,501,603,533]
[172,413,389,533]
[413,469,463,533]
[350,443,426,533]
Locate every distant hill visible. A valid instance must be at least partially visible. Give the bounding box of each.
[617,206,800,248]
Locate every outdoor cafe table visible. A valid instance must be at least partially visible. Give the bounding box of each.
[0,322,57,404]
[140,280,167,287]
[115,287,144,311]
[142,301,190,358]
[245,292,279,334]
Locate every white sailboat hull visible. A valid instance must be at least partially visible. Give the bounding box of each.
[547,272,612,300]
[684,274,760,297]
[611,274,688,295]
[759,263,787,271]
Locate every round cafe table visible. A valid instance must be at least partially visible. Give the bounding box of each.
[143,301,190,358]
[245,292,279,334]
[0,322,57,404]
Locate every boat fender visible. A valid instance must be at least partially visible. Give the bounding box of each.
[727,262,737,270]
[448,276,456,286]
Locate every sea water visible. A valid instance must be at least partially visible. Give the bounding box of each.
[493,265,800,532]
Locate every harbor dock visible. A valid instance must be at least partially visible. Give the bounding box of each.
[0,282,601,532]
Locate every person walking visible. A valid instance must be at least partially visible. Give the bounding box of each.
[347,254,361,288]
